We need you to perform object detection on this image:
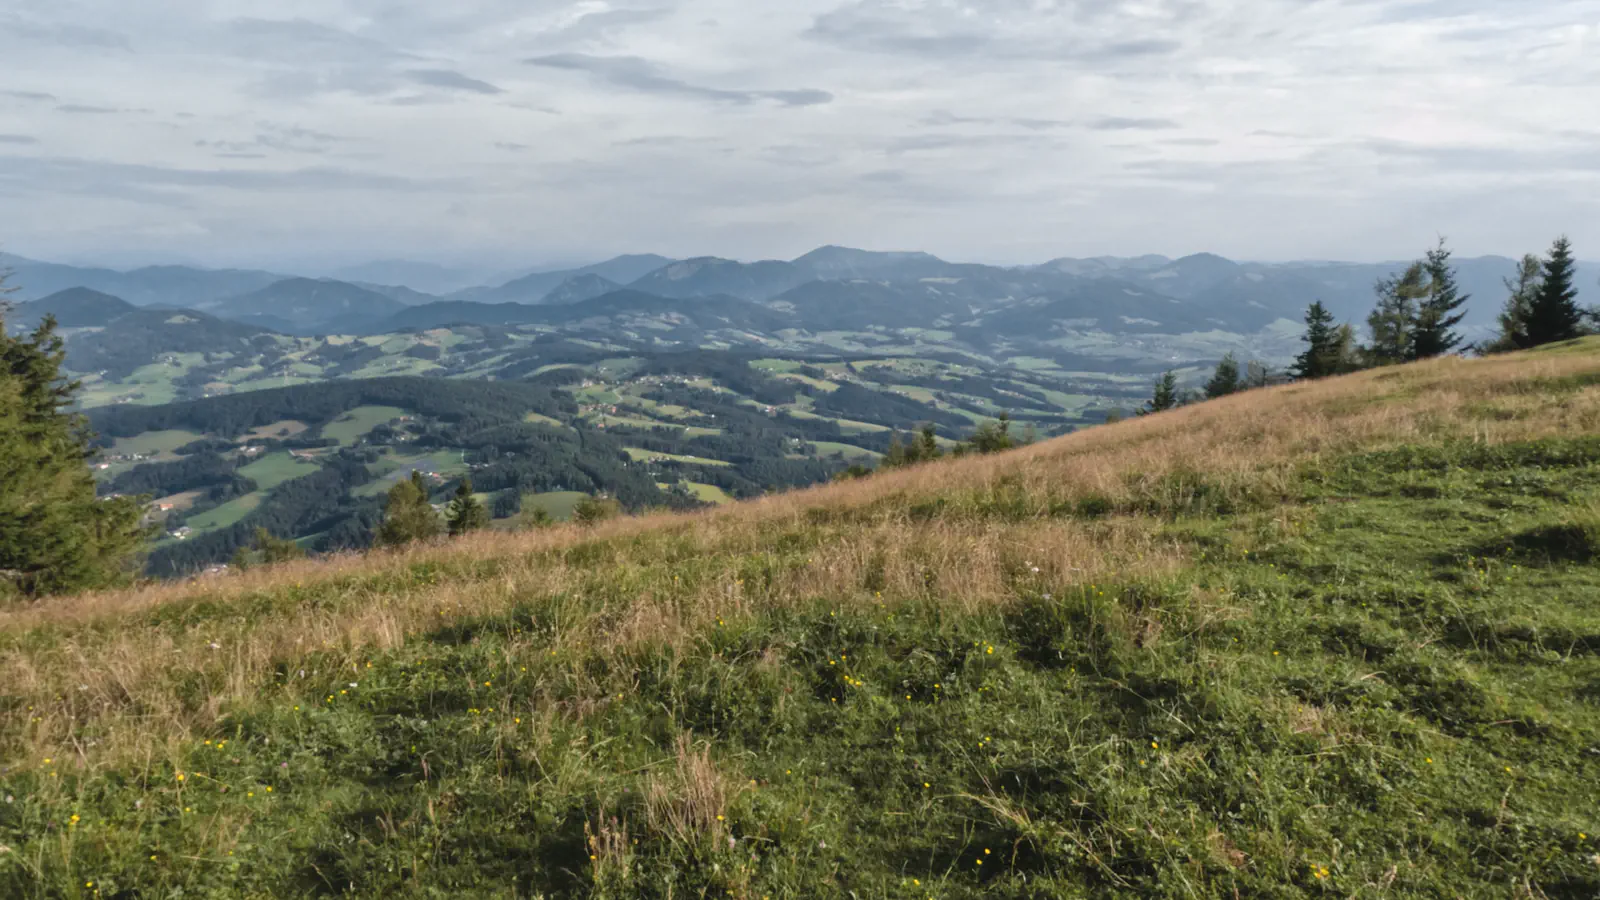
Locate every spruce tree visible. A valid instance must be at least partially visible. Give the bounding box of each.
[1484,254,1543,353]
[881,433,910,469]
[572,495,620,525]
[1526,236,1585,346]
[1292,302,1344,379]
[1366,262,1425,365]
[1412,239,1470,358]
[375,471,440,547]
[233,526,304,568]
[1204,353,1241,399]
[965,411,1016,452]
[1,287,147,597]
[446,478,490,537]
[1140,371,1179,414]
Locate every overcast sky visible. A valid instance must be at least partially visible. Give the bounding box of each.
[2,0,1598,271]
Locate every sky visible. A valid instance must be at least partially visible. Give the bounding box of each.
[1,0,1598,272]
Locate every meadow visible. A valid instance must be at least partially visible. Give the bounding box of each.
[2,340,1597,897]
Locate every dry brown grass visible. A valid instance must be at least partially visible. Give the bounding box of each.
[644,733,743,849]
[3,342,1599,771]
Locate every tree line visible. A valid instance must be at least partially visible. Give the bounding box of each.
[2,272,148,598]
[1139,236,1595,412]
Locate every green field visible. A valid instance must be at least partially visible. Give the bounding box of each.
[522,490,590,521]
[238,452,322,491]
[624,447,733,467]
[183,492,263,531]
[322,406,407,446]
[239,419,309,442]
[355,452,467,498]
[808,440,882,461]
[109,429,202,457]
[683,481,733,504]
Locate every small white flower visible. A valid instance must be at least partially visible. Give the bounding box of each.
[208,641,221,650]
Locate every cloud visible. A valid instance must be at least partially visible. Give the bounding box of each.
[526,54,832,106]
[0,134,39,144]
[2,155,461,194]
[0,0,1596,268]
[193,125,340,157]
[5,21,130,50]
[545,7,674,43]
[223,18,410,65]
[406,69,503,94]
[806,0,1188,61]
[1089,117,1180,131]
[922,110,1070,130]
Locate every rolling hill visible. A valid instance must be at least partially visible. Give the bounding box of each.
[0,252,285,307]
[3,339,1597,896]
[203,278,410,334]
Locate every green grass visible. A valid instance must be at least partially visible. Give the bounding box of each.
[237,453,323,491]
[7,348,1600,897]
[624,447,733,467]
[808,440,882,461]
[683,481,733,504]
[239,420,309,442]
[14,435,1600,897]
[323,406,408,447]
[354,453,469,498]
[182,492,263,531]
[109,429,202,457]
[522,490,590,521]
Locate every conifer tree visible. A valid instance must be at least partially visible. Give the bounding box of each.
[231,526,304,570]
[446,478,490,537]
[1483,254,1543,353]
[1525,236,1585,346]
[516,506,555,530]
[883,423,945,470]
[1204,353,1240,399]
[881,432,909,469]
[1412,239,1470,358]
[1292,302,1351,379]
[1366,262,1425,365]
[375,471,440,547]
[964,411,1016,452]
[572,495,620,525]
[1140,371,1179,414]
[1,274,147,597]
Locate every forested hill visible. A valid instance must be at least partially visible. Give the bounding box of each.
[87,377,572,440]
[88,377,684,577]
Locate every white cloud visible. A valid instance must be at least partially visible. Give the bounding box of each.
[0,0,1597,269]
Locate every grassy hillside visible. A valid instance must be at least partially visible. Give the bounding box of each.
[3,341,1599,897]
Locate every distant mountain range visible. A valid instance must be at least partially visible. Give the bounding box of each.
[6,246,1596,345]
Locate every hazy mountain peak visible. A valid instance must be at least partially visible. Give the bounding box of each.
[542,273,621,305]
[15,287,137,327]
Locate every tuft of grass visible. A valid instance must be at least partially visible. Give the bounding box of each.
[3,340,1600,896]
